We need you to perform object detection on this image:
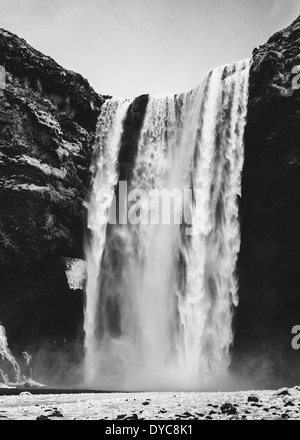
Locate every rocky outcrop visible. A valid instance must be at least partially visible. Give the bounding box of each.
[117,94,149,183]
[234,16,300,387]
[0,29,108,381]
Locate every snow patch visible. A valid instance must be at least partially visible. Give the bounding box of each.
[65,258,86,290]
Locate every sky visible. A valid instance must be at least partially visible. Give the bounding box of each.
[0,0,299,98]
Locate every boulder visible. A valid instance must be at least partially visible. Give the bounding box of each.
[220,403,238,415]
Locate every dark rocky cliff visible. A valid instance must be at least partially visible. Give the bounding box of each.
[0,29,107,382]
[234,16,300,387]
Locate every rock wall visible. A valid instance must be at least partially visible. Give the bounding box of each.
[0,29,108,382]
[234,16,300,387]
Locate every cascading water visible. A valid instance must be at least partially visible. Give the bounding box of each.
[84,60,250,390]
[84,98,131,382]
[0,324,21,385]
[0,324,38,387]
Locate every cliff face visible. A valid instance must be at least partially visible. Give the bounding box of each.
[0,29,107,381]
[234,16,300,386]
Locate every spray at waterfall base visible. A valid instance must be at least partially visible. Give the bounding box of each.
[84,61,250,390]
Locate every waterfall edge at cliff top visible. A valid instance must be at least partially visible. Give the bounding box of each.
[84,60,250,391]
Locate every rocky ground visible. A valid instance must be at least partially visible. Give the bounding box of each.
[0,387,300,420]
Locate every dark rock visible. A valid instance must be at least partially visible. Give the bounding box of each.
[36,415,51,420]
[116,414,127,419]
[117,95,149,183]
[284,401,295,407]
[278,389,290,397]
[49,410,63,417]
[175,412,193,419]
[233,14,300,387]
[182,411,193,417]
[247,395,259,403]
[124,414,139,420]
[0,28,108,382]
[142,401,150,406]
[220,403,238,415]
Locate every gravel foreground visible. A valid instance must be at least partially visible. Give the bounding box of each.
[0,386,300,420]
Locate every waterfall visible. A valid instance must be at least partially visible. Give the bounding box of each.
[84,98,131,382]
[0,325,37,387]
[0,324,21,385]
[84,60,250,390]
